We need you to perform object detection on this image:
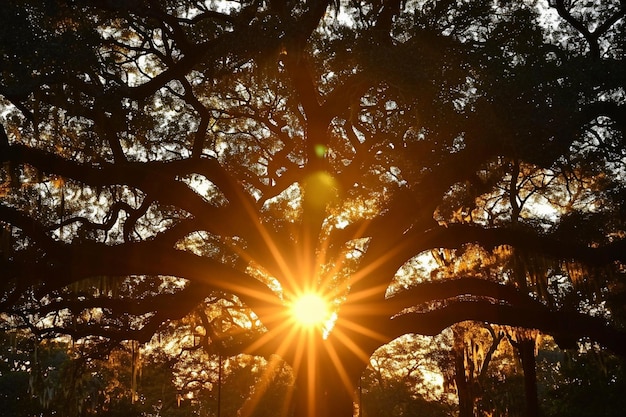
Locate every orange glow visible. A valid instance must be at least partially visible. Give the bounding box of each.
[290,293,330,328]
[217,190,397,417]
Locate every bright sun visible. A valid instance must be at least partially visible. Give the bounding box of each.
[291,293,329,327]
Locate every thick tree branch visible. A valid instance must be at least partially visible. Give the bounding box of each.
[1,144,254,234]
[385,300,626,357]
[382,278,546,316]
[420,224,626,266]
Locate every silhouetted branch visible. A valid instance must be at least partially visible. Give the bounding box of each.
[386,300,626,357]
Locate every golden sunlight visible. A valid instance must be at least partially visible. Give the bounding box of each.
[290,293,329,328]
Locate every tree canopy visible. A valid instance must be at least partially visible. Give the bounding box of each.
[1,1,625,416]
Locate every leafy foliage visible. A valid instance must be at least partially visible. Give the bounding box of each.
[1,0,625,416]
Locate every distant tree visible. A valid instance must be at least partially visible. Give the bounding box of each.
[537,340,626,417]
[362,334,454,417]
[1,1,625,416]
[451,324,505,417]
[361,373,451,417]
[0,330,44,417]
[0,329,113,417]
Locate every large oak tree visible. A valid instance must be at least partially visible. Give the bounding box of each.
[1,1,625,416]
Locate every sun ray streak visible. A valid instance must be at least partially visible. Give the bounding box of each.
[337,319,390,343]
[306,330,318,417]
[346,238,415,291]
[238,355,285,417]
[238,189,297,288]
[244,318,294,355]
[323,341,357,395]
[330,327,372,364]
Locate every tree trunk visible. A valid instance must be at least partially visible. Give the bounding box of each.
[293,373,355,417]
[290,338,359,417]
[293,357,355,417]
[518,338,540,417]
[454,348,474,417]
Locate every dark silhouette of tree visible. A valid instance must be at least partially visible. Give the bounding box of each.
[1,1,625,416]
[537,340,626,417]
[506,329,540,417]
[0,330,47,417]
